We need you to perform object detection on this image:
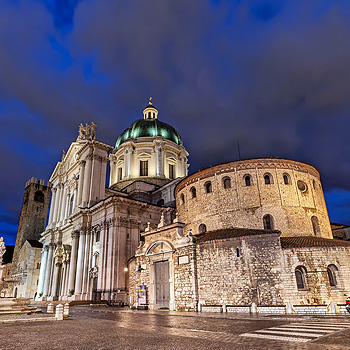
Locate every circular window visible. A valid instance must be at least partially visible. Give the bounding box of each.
[297,180,308,193]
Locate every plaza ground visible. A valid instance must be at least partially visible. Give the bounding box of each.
[2,306,350,349]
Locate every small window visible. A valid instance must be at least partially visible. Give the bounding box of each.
[311,216,320,236]
[199,224,207,234]
[297,180,308,193]
[205,182,212,193]
[283,173,291,185]
[34,191,44,202]
[223,177,231,189]
[313,179,317,190]
[140,161,148,176]
[236,248,240,257]
[181,193,185,204]
[244,175,252,186]
[263,214,274,230]
[96,231,100,242]
[191,187,197,198]
[264,173,273,185]
[295,266,308,290]
[118,168,123,181]
[327,264,339,288]
[169,164,175,179]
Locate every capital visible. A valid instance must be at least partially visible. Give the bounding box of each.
[71,231,80,240]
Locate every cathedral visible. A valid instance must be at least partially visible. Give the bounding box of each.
[6,99,350,312]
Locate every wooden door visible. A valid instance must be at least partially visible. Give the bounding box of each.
[155,260,170,309]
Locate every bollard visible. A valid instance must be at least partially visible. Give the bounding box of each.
[329,301,337,315]
[63,303,70,318]
[47,303,54,313]
[286,302,293,314]
[56,304,64,320]
[198,302,202,312]
[222,303,227,313]
[251,302,257,314]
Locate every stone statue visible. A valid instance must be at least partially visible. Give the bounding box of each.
[0,237,6,265]
[91,122,97,140]
[77,122,97,141]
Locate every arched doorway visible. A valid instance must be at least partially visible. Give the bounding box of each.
[146,241,174,310]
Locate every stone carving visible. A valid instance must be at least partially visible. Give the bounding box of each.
[0,237,6,265]
[77,122,97,141]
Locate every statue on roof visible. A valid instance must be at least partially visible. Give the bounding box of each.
[0,237,6,265]
[77,122,97,141]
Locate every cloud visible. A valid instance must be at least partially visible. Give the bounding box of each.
[1,0,350,244]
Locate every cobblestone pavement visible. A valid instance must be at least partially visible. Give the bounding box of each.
[2,306,350,349]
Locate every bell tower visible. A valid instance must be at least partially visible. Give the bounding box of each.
[11,178,50,274]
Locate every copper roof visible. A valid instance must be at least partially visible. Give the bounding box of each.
[197,228,280,243]
[280,236,350,248]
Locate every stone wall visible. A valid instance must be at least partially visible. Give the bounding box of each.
[282,246,350,305]
[175,158,332,238]
[196,234,285,307]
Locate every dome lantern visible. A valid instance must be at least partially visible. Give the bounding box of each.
[143,97,158,120]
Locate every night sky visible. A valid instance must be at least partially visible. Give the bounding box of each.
[1,0,350,245]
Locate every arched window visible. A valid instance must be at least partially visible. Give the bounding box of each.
[181,193,185,204]
[34,191,44,202]
[313,179,317,190]
[244,175,252,186]
[327,264,339,288]
[236,248,240,257]
[264,173,273,185]
[223,177,231,189]
[190,187,197,198]
[263,214,274,230]
[205,181,212,193]
[199,224,207,234]
[295,266,308,290]
[311,216,320,236]
[283,173,291,185]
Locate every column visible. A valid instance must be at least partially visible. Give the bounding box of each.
[64,193,70,218]
[55,184,63,223]
[97,223,106,292]
[89,155,101,206]
[155,142,164,177]
[74,230,86,295]
[42,244,54,297]
[64,260,70,295]
[52,186,60,223]
[82,229,91,295]
[77,161,86,207]
[67,231,79,294]
[99,157,107,200]
[48,188,56,225]
[37,245,49,297]
[124,147,131,178]
[109,160,116,186]
[60,185,67,221]
[82,156,92,207]
[51,260,61,298]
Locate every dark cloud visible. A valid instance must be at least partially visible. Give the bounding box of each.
[1,0,350,243]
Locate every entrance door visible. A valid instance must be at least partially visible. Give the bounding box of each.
[155,260,170,309]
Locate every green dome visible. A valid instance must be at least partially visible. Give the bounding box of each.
[115,119,183,149]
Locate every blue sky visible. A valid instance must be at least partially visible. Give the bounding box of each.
[1,0,350,245]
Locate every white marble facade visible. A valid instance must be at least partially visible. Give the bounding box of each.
[36,102,188,301]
